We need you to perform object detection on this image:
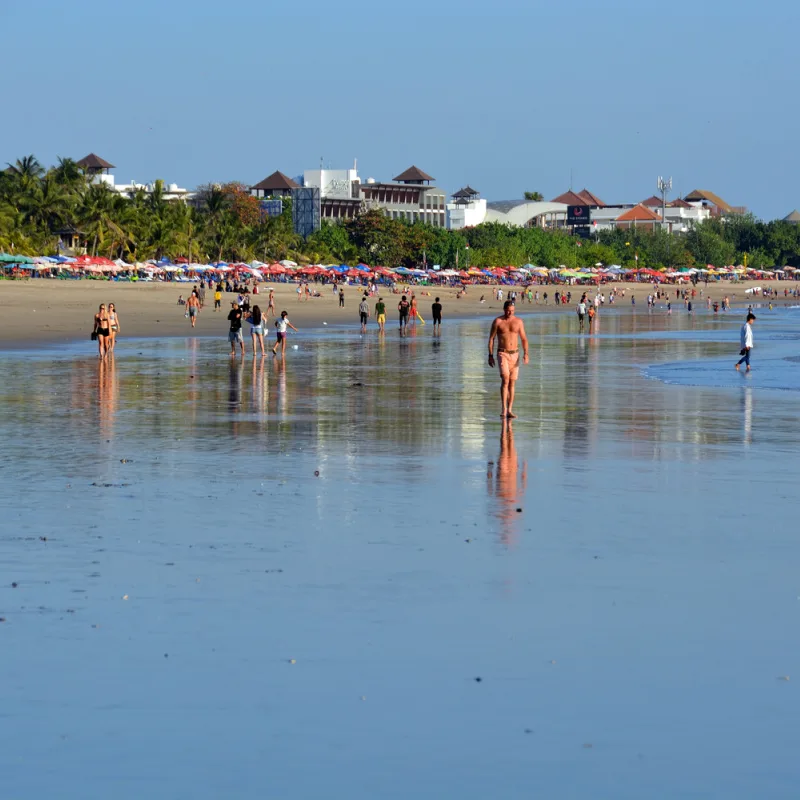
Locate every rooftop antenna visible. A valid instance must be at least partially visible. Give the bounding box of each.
[657,175,672,228]
[320,156,323,169]
[354,157,357,171]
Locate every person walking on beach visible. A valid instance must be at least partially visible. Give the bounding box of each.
[735,313,756,372]
[267,288,276,318]
[186,291,200,328]
[93,303,111,358]
[248,304,266,356]
[398,295,410,333]
[272,311,298,356]
[214,285,222,311]
[375,296,386,334]
[432,297,443,334]
[228,301,245,357]
[359,294,370,333]
[488,301,529,419]
[339,288,345,308]
[577,298,587,331]
[198,283,206,308]
[108,303,121,352]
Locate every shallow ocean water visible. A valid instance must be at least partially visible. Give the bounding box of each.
[1,306,799,799]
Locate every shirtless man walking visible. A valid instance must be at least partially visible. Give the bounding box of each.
[186,291,201,328]
[487,300,529,418]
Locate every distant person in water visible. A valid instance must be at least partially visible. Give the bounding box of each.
[487,301,529,419]
[735,312,756,372]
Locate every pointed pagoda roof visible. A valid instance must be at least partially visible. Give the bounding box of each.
[77,153,115,170]
[577,188,605,207]
[642,195,663,207]
[452,186,479,198]
[616,204,661,222]
[251,170,300,191]
[392,165,434,183]
[783,209,800,223]
[551,189,589,205]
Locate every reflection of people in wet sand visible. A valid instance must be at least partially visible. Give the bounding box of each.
[487,419,527,547]
[488,300,529,418]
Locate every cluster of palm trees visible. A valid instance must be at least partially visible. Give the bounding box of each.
[0,155,319,264]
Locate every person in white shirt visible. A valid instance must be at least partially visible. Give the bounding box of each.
[576,300,587,331]
[272,310,298,356]
[735,313,756,372]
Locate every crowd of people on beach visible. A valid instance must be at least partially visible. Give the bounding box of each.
[91,277,763,412]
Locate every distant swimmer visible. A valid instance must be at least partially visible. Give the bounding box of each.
[735,312,756,372]
[488,300,529,419]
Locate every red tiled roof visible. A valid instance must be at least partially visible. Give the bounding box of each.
[616,204,661,222]
[577,188,605,207]
[668,198,692,208]
[251,170,300,191]
[551,190,589,205]
[393,165,434,182]
[642,195,663,207]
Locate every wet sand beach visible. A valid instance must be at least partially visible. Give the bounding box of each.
[2,306,800,798]
[0,277,792,348]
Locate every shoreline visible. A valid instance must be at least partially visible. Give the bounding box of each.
[0,278,790,351]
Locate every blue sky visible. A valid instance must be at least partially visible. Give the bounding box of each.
[2,0,796,219]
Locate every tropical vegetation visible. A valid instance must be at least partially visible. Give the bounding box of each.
[3,154,800,270]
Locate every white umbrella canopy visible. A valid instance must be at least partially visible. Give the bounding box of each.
[279,259,298,267]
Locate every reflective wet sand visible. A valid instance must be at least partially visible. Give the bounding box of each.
[2,309,799,799]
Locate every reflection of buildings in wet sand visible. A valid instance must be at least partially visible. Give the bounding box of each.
[487,422,526,547]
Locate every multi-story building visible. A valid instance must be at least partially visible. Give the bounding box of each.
[77,153,191,201]
[360,166,447,227]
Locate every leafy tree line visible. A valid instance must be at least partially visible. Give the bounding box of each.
[3,155,800,269]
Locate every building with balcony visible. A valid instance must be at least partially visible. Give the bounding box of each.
[250,170,300,198]
[360,166,447,227]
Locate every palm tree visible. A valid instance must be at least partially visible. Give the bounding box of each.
[52,157,86,192]
[78,184,130,257]
[21,175,71,232]
[524,191,544,202]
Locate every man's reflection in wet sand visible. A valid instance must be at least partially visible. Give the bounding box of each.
[487,419,527,547]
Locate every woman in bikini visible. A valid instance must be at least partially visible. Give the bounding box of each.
[108,303,121,352]
[93,304,110,358]
[267,288,276,318]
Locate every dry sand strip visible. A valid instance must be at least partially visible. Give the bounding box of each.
[0,279,785,349]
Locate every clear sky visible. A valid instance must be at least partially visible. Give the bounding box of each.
[2,0,796,219]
